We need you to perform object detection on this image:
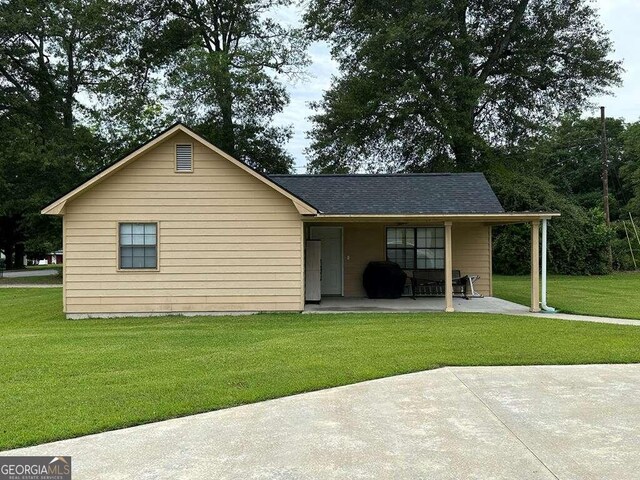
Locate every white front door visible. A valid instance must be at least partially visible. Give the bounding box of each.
[309,226,343,296]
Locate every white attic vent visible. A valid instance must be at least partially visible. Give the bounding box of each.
[175,144,193,172]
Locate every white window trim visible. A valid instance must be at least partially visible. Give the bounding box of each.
[116,221,160,272]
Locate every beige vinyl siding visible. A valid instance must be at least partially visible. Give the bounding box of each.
[488,226,493,296]
[343,223,386,297]
[451,223,491,296]
[63,132,303,314]
[338,222,492,297]
[62,215,67,312]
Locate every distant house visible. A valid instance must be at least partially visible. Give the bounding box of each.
[42,124,557,318]
[39,250,63,265]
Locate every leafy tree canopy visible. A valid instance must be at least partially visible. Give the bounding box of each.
[139,0,310,173]
[524,114,630,219]
[304,0,622,172]
[0,0,130,266]
[620,123,640,219]
[0,0,305,267]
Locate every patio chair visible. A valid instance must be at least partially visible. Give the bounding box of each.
[411,269,471,299]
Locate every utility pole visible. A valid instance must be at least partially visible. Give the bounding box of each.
[600,106,613,269]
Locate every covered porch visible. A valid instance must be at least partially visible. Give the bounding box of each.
[303,213,559,313]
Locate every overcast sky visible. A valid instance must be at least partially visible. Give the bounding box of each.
[274,0,640,172]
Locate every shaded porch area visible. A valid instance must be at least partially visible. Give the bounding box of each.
[304,213,559,313]
[304,296,529,314]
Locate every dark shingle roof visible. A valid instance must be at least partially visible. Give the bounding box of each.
[269,173,504,215]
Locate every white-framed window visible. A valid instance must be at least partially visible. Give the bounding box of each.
[119,223,157,269]
[175,143,193,172]
[386,227,445,269]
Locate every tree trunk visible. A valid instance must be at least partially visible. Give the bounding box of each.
[449,105,477,168]
[63,27,76,129]
[4,243,15,270]
[217,62,235,156]
[14,243,25,269]
[219,92,235,155]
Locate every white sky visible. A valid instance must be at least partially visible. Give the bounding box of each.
[274,0,640,172]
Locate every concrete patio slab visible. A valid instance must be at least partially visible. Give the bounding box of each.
[305,296,640,326]
[520,311,640,326]
[5,364,640,479]
[304,295,530,314]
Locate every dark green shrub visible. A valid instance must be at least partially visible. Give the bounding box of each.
[612,221,640,271]
[487,168,612,275]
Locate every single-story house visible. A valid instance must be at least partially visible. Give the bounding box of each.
[42,123,558,318]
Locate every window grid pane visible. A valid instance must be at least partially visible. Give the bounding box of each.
[119,223,157,269]
[386,228,396,247]
[120,234,133,246]
[406,228,415,247]
[386,227,446,270]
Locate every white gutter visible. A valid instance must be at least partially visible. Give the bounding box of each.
[540,218,556,313]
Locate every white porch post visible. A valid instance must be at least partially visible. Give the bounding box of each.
[541,218,547,307]
[540,218,556,312]
[530,220,540,312]
[444,221,454,312]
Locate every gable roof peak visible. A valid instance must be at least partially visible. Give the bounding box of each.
[41,123,317,215]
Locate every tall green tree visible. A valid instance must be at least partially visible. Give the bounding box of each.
[529,115,629,219]
[304,0,622,172]
[620,122,640,219]
[0,0,131,267]
[142,0,309,173]
[486,114,640,274]
[0,0,309,267]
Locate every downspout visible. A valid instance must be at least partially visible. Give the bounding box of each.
[540,218,556,312]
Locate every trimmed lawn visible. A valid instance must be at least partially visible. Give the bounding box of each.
[1,288,640,451]
[26,265,64,272]
[494,273,640,320]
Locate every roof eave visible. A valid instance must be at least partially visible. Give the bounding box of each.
[304,212,560,223]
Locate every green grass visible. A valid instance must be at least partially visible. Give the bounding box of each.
[494,272,640,320]
[26,264,63,273]
[2,288,640,450]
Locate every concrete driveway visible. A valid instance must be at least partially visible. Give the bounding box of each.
[5,364,640,479]
[1,269,58,278]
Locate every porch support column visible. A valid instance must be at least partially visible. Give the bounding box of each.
[444,221,454,312]
[530,220,540,312]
